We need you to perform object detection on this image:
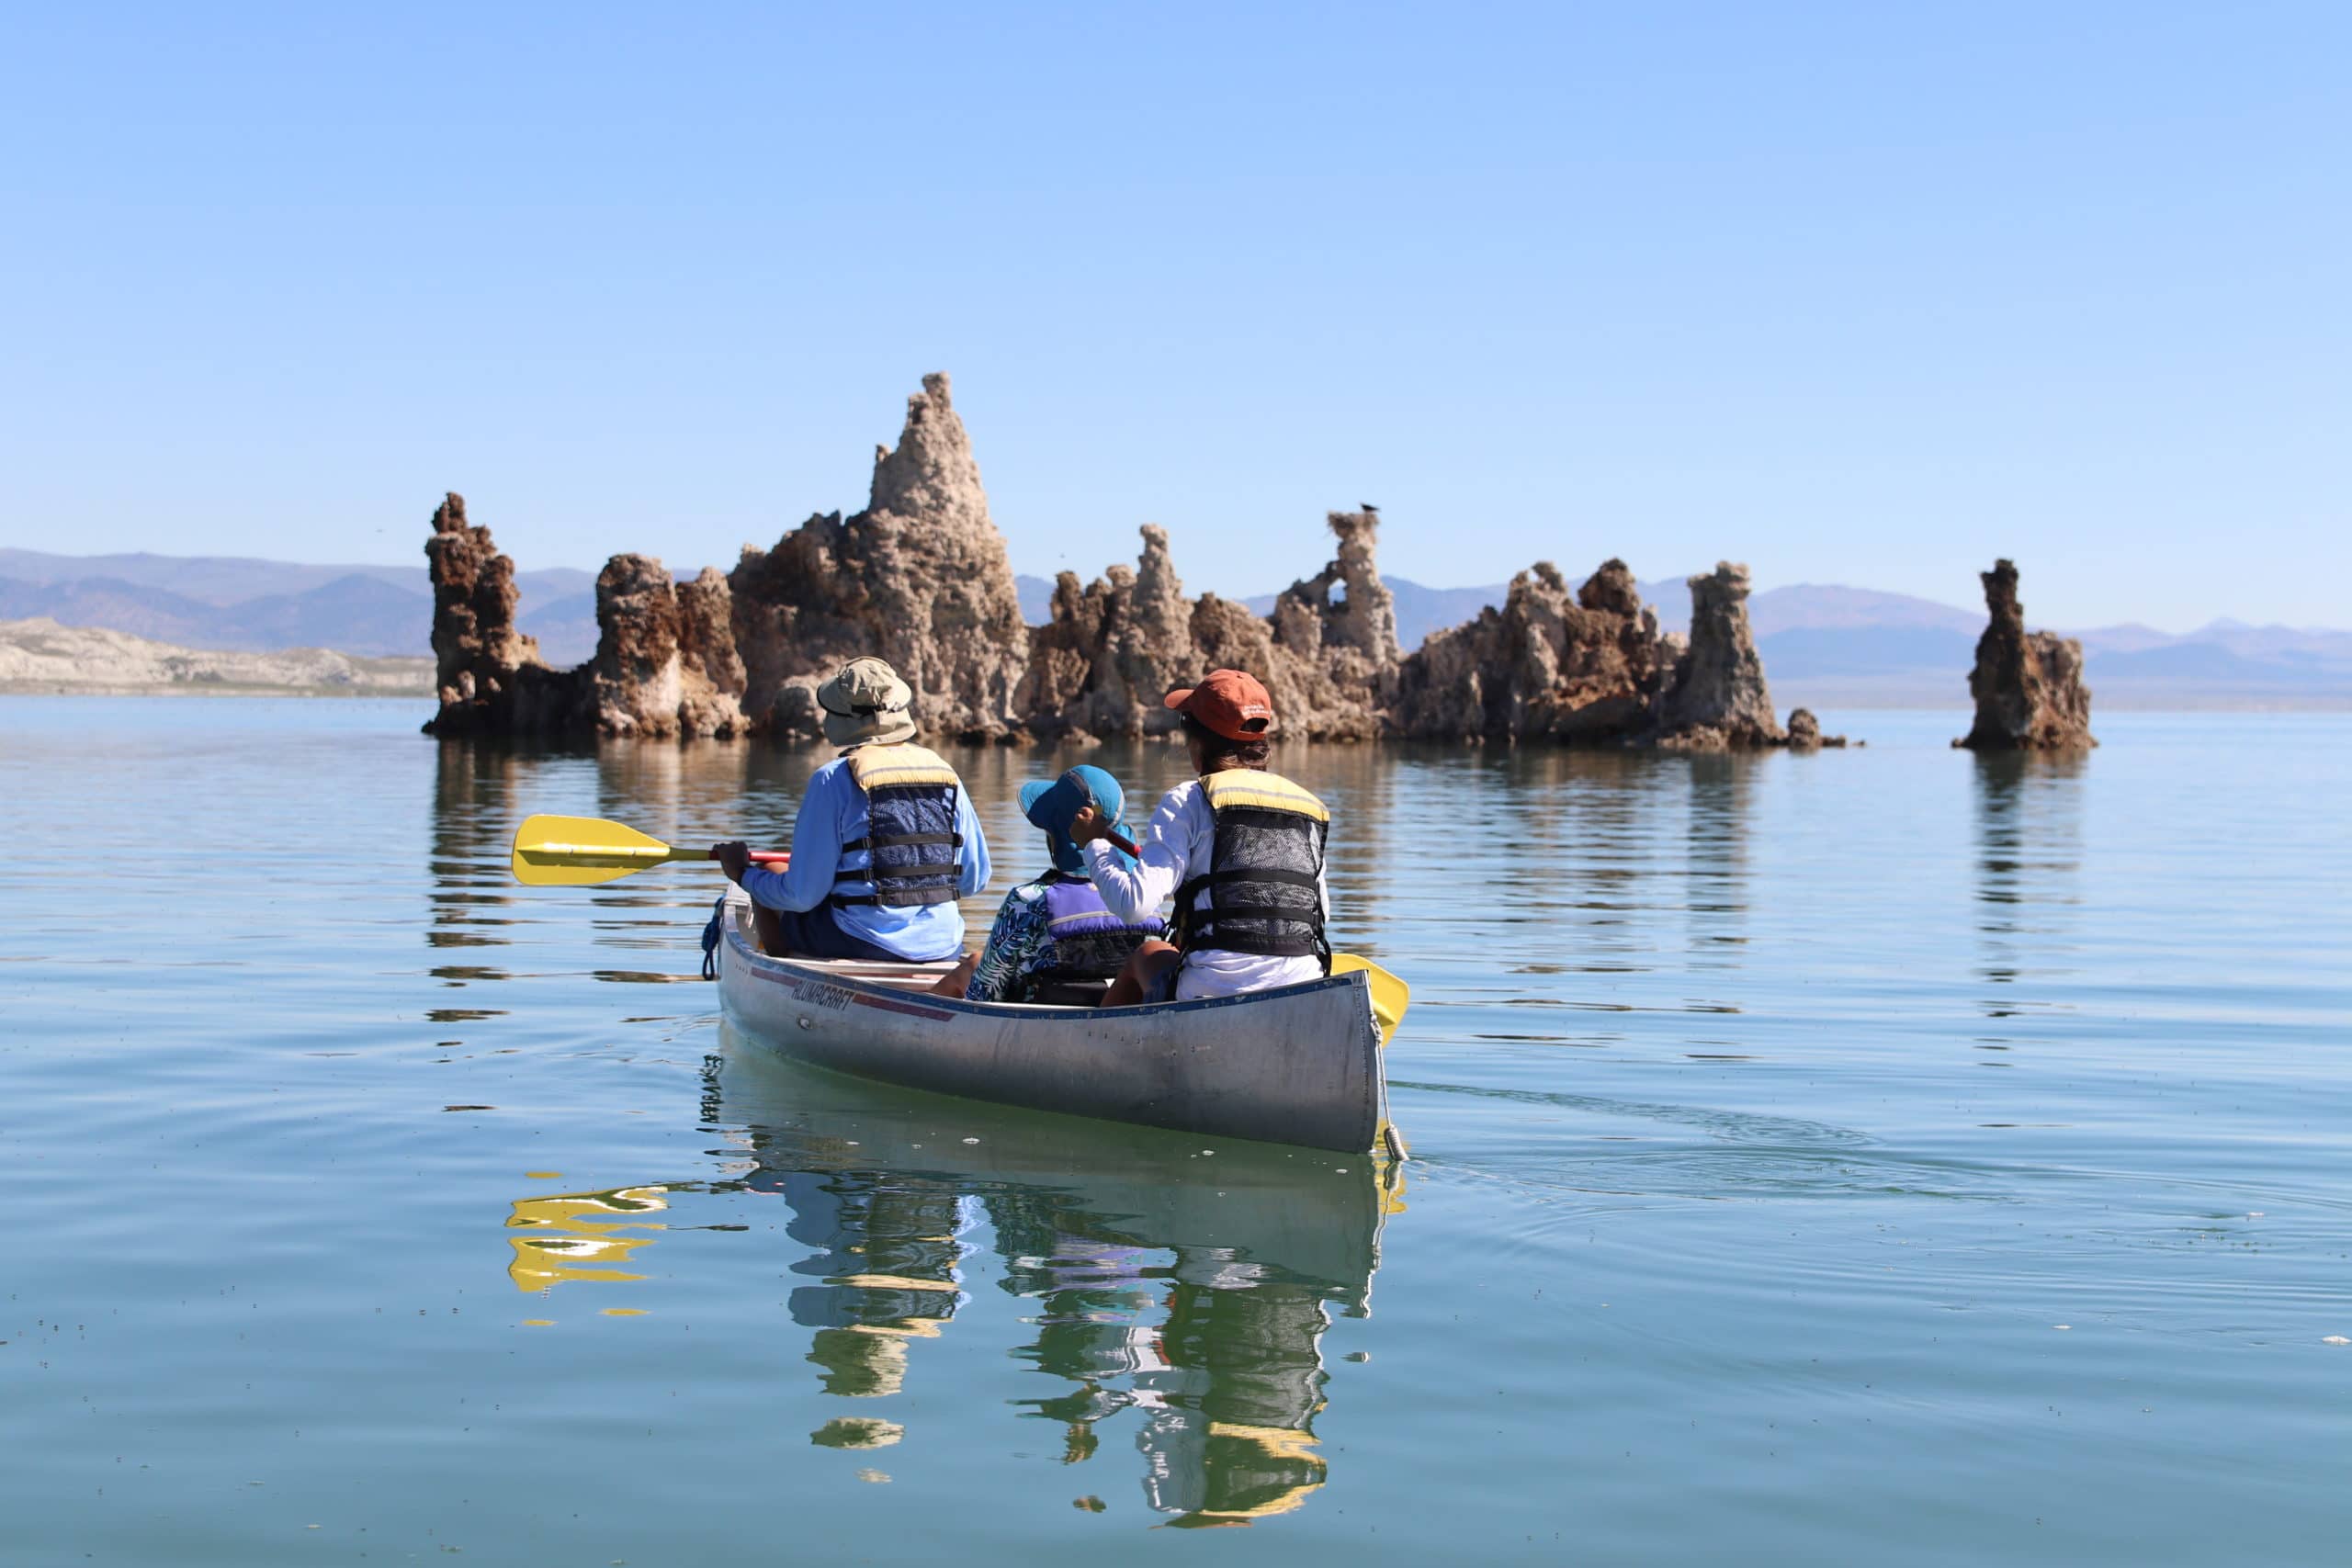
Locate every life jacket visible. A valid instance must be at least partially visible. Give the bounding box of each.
[1173,769,1330,971]
[1018,873,1162,998]
[828,743,966,909]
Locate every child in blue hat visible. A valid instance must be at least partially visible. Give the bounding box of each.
[930,765,1165,1003]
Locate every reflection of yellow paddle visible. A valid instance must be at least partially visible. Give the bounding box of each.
[510,814,788,888]
[1330,953,1408,1047]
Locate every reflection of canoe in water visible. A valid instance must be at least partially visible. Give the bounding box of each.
[713,1047,1398,1525]
[714,886,1399,1156]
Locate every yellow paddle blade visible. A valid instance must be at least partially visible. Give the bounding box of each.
[511,814,696,887]
[1331,953,1409,1047]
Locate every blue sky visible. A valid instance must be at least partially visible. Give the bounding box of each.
[2,3,2344,629]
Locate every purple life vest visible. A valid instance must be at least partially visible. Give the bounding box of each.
[1023,874,1162,994]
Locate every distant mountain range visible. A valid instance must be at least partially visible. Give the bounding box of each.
[0,548,601,665]
[1,615,431,695]
[6,548,2344,709]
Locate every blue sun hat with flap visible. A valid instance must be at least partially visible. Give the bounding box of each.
[1020,764,1131,877]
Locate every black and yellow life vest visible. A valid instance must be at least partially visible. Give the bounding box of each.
[830,743,966,909]
[1174,769,1330,970]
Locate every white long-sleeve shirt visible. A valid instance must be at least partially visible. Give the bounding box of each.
[1081,777,1328,1001]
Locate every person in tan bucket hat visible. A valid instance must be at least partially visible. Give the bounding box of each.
[814,657,920,748]
[713,658,990,960]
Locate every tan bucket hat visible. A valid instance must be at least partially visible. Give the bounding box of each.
[817,657,918,747]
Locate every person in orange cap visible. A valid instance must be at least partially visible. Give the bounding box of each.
[1069,669,1333,1006]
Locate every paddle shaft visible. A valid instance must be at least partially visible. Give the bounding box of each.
[514,835,786,869]
[738,840,1118,866]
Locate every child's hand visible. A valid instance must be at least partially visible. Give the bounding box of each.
[1068,806,1111,846]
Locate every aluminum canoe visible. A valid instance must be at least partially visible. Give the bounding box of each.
[713,886,1397,1156]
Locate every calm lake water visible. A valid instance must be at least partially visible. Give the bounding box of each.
[3,698,2347,1564]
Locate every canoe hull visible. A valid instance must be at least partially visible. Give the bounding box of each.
[714,890,1390,1154]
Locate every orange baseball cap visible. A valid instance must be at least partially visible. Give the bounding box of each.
[1164,669,1277,740]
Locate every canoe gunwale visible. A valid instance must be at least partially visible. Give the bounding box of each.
[717,886,1375,1019]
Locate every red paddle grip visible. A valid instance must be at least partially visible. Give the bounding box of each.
[707,848,790,866]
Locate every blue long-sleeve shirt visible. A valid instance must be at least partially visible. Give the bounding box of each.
[739,753,991,961]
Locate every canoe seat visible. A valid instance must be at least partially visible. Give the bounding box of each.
[1024,977,1114,1008]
